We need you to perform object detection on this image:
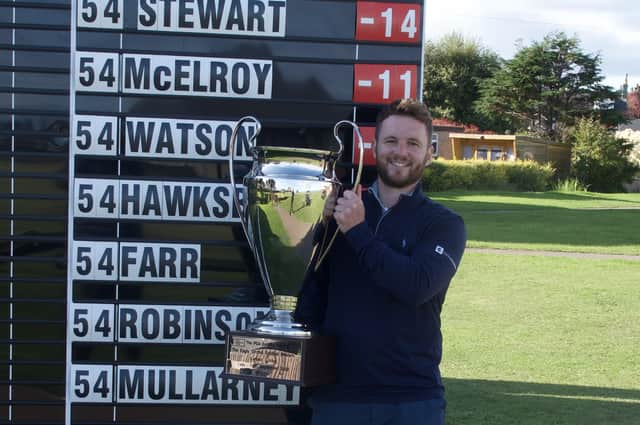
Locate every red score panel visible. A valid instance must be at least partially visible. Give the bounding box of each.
[356,2,422,43]
[353,64,418,104]
[353,126,376,166]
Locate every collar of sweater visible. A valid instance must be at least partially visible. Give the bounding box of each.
[368,180,426,212]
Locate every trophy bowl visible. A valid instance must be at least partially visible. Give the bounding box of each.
[242,145,340,336]
[223,116,362,385]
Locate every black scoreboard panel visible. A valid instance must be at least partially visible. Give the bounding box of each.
[1,0,425,424]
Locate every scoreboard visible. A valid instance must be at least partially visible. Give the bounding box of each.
[1,0,425,424]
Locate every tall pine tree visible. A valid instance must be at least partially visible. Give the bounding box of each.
[476,32,624,140]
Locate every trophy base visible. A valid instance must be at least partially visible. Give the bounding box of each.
[223,330,336,387]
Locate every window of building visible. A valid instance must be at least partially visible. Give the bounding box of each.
[431,133,439,157]
[462,145,473,159]
[476,145,488,160]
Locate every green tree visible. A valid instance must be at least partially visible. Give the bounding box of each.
[423,32,500,127]
[477,32,624,141]
[570,118,637,192]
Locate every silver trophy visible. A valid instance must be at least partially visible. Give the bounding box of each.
[223,116,363,385]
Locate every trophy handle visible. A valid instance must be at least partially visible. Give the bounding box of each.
[333,120,364,179]
[332,121,346,158]
[313,120,365,271]
[229,117,274,297]
[229,116,261,252]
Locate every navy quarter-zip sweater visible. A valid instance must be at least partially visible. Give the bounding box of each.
[296,182,466,403]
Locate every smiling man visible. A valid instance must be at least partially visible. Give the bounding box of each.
[296,98,467,425]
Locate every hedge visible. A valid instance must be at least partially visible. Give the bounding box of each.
[422,159,555,192]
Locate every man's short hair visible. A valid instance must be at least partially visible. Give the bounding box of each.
[375,98,433,141]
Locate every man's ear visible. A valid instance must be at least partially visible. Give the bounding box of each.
[424,144,434,167]
[372,139,377,159]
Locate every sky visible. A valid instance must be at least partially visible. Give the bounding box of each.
[424,0,640,93]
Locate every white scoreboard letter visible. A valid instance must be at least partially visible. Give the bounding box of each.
[75,51,119,93]
[70,364,114,403]
[77,0,124,29]
[74,178,120,218]
[71,303,115,342]
[72,115,119,156]
[72,241,119,281]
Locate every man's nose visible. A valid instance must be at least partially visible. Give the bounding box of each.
[394,141,409,156]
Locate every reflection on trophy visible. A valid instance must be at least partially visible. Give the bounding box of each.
[223,116,363,385]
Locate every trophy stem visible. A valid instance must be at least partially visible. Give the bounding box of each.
[272,295,297,311]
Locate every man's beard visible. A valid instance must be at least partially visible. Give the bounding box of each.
[376,158,425,189]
